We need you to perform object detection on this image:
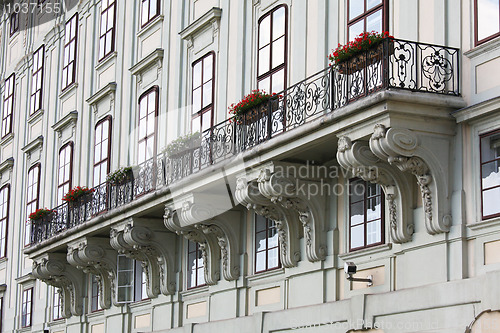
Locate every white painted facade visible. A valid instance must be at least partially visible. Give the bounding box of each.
[0,0,499,332]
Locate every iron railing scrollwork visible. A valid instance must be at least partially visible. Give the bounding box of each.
[30,38,460,245]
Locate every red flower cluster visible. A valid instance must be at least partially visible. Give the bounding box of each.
[29,208,54,220]
[228,89,280,122]
[328,31,394,65]
[62,186,94,202]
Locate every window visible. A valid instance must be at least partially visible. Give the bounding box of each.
[25,164,40,247]
[31,45,45,115]
[138,87,158,164]
[191,53,214,133]
[53,289,63,320]
[2,74,15,138]
[62,14,78,90]
[480,129,500,219]
[21,288,33,328]
[99,0,116,60]
[93,117,112,187]
[116,255,147,303]
[257,5,287,94]
[187,240,205,289]
[141,0,160,27]
[349,179,384,251]
[0,185,10,258]
[347,0,387,41]
[57,143,73,204]
[10,12,19,36]
[255,214,280,273]
[475,0,500,45]
[90,275,102,312]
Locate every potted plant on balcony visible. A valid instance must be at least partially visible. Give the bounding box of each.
[29,208,54,221]
[228,90,280,124]
[163,131,201,158]
[62,186,94,206]
[329,31,394,74]
[107,167,134,186]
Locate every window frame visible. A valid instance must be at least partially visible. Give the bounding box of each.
[2,74,15,139]
[137,86,159,164]
[25,164,41,247]
[57,142,73,204]
[347,0,389,41]
[348,178,385,252]
[474,0,500,46]
[93,116,112,187]
[140,0,161,28]
[10,12,19,36]
[52,288,63,321]
[191,52,215,133]
[187,240,206,289]
[99,0,117,60]
[134,260,148,302]
[90,275,103,312]
[257,5,288,95]
[62,13,78,91]
[21,287,33,328]
[254,214,281,274]
[480,128,500,220]
[31,45,45,115]
[0,184,10,259]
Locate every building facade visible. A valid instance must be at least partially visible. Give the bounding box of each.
[0,0,499,332]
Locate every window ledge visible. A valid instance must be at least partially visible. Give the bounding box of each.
[0,133,14,146]
[28,109,44,125]
[49,318,66,326]
[0,257,7,266]
[59,82,78,100]
[0,158,14,179]
[21,136,43,155]
[129,298,151,309]
[18,326,32,332]
[468,216,500,231]
[87,83,117,106]
[15,273,35,284]
[452,95,500,124]
[179,7,222,42]
[464,37,500,59]
[180,285,209,300]
[338,243,392,261]
[129,49,164,76]
[247,268,285,285]
[137,15,164,38]
[52,111,78,134]
[86,309,105,319]
[95,51,117,71]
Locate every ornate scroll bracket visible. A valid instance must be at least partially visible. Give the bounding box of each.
[164,201,242,284]
[370,124,452,234]
[337,136,414,243]
[235,178,301,267]
[66,237,118,309]
[110,218,177,297]
[32,253,84,318]
[254,167,328,262]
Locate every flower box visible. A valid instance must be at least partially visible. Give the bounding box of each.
[29,208,54,221]
[163,132,201,158]
[107,167,134,186]
[62,186,94,203]
[229,90,280,124]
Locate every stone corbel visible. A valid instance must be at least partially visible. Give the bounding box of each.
[337,136,414,243]
[32,253,84,318]
[369,124,452,234]
[66,237,118,309]
[257,168,327,262]
[110,218,177,297]
[235,178,301,267]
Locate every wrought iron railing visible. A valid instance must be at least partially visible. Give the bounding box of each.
[30,38,460,245]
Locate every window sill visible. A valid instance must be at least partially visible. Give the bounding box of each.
[247,267,285,285]
[137,15,164,39]
[86,309,105,319]
[0,256,7,266]
[180,285,209,299]
[59,82,78,100]
[27,109,44,125]
[468,215,500,231]
[95,51,117,71]
[464,36,500,59]
[0,133,14,146]
[19,326,32,332]
[129,298,151,309]
[338,243,392,261]
[49,318,65,325]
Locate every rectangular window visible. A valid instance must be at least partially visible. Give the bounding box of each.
[53,289,62,320]
[25,164,40,247]
[480,129,500,219]
[255,214,280,273]
[10,12,19,36]
[0,185,10,258]
[187,240,205,289]
[21,288,33,328]
[141,0,160,27]
[191,53,214,133]
[134,261,148,301]
[116,255,148,303]
[91,275,102,312]
[347,0,387,41]
[99,0,116,60]
[138,87,158,164]
[31,45,45,115]
[257,5,287,94]
[94,117,111,187]
[57,143,73,204]
[349,179,385,251]
[2,74,15,138]
[475,0,500,45]
[62,14,78,90]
